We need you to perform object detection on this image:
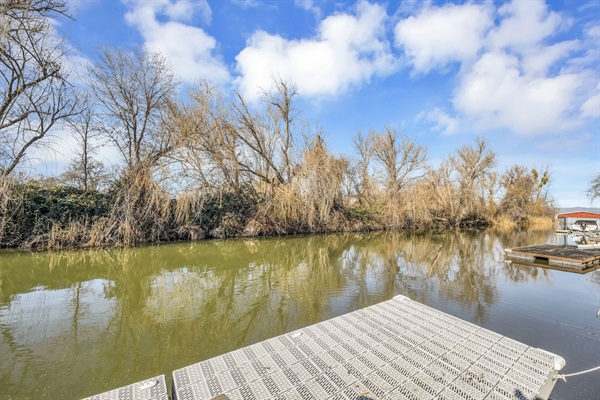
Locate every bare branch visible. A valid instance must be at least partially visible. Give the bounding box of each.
[87,45,178,170]
[372,126,427,194]
[0,0,76,177]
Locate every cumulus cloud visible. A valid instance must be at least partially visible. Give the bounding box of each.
[295,0,321,18]
[124,0,229,84]
[454,51,582,134]
[394,3,492,73]
[488,0,563,53]
[396,0,597,136]
[417,108,460,135]
[521,40,580,76]
[235,1,396,101]
[581,91,600,118]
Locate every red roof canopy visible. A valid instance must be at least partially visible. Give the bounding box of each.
[555,211,600,219]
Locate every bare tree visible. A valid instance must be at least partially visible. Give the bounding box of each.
[167,82,242,193]
[60,95,108,190]
[451,137,496,196]
[498,165,554,222]
[61,156,108,191]
[168,78,302,197]
[588,172,600,202]
[371,126,427,194]
[449,137,496,216]
[87,45,178,170]
[0,0,77,177]
[233,95,280,189]
[531,166,551,202]
[263,78,299,183]
[425,160,458,219]
[232,78,300,193]
[352,130,376,205]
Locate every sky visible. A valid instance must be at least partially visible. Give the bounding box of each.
[41,0,600,208]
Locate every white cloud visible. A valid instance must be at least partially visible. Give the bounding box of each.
[522,40,580,76]
[394,3,492,73]
[235,1,396,101]
[163,0,210,22]
[567,25,600,72]
[454,51,582,135]
[398,0,597,136]
[538,131,593,151]
[417,108,460,135]
[63,51,94,87]
[581,92,600,118]
[488,0,563,53]
[232,0,261,8]
[295,0,321,18]
[124,0,229,84]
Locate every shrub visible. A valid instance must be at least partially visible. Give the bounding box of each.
[1,184,112,248]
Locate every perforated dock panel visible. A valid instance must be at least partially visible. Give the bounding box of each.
[173,296,564,400]
[82,375,168,400]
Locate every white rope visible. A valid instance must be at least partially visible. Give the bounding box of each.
[555,366,600,382]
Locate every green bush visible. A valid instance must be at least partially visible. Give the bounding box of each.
[195,191,258,237]
[2,184,112,247]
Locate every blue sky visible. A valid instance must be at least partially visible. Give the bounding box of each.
[46,0,599,208]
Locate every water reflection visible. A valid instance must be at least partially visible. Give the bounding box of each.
[0,229,597,399]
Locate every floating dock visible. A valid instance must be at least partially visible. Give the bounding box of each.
[85,296,566,400]
[505,244,600,273]
[82,374,168,400]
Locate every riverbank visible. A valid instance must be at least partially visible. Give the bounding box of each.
[0,181,554,250]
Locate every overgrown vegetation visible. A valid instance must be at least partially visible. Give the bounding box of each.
[0,1,557,250]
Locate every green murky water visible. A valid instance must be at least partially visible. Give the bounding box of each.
[1,230,599,399]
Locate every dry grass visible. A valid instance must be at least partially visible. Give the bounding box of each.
[173,192,199,225]
[525,215,554,230]
[0,177,25,247]
[248,138,352,234]
[490,215,518,231]
[47,221,89,249]
[103,165,172,246]
[0,178,13,246]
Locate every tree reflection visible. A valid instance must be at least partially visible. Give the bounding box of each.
[335,231,500,323]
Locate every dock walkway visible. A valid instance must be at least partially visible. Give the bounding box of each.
[85,296,566,400]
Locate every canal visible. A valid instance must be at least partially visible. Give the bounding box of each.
[0,230,598,399]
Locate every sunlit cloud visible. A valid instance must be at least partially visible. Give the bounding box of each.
[487,0,564,53]
[124,0,230,84]
[417,108,460,136]
[394,3,493,73]
[454,51,583,135]
[396,0,598,136]
[295,0,321,18]
[235,1,396,101]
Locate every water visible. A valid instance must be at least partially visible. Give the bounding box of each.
[0,230,598,400]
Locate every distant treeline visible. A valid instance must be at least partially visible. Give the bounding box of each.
[0,2,555,249]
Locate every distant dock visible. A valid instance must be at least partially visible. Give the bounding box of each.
[505,244,600,273]
[84,296,566,400]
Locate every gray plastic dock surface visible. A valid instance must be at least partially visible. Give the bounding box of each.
[81,375,168,400]
[173,296,564,400]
